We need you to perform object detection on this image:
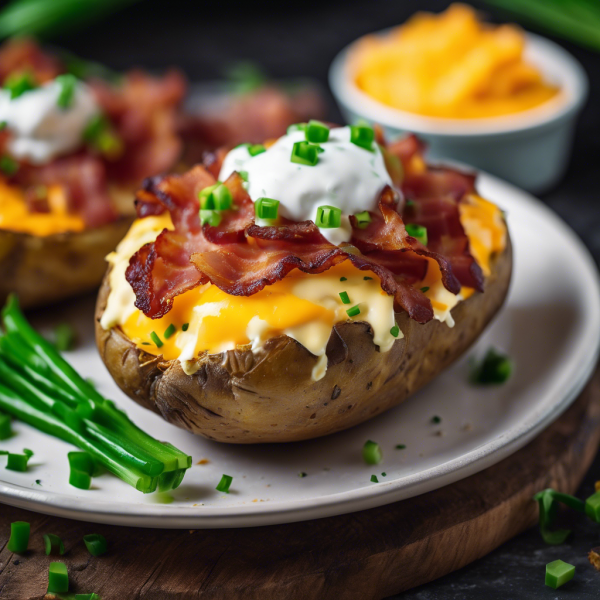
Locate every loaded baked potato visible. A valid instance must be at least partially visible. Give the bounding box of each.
[0,39,185,308]
[96,123,511,443]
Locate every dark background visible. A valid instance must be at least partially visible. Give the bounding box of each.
[35,0,600,597]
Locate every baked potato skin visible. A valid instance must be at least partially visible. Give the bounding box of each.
[95,235,512,444]
[0,218,133,310]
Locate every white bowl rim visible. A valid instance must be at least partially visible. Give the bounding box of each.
[329,30,589,137]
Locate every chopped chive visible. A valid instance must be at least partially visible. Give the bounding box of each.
[305,120,329,144]
[82,114,123,159]
[69,469,91,490]
[0,155,19,176]
[8,521,30,553]
[23,448,33,458]
[533,488,584,544]
[216,474,233,493]
[370,475,379,483]
[354,211,372,229]
[150,331,163,348]
[390,324,400,338]
[43,533,65,556]
[35,479,41,485]
[363,440,382,465]
[182,323,190,332]
[545,560,575,589]
[420,287,430,293]
[395,444,406,450]
[198,184,219,209]
[48,562,69,594]
[238,170,248,182]
[381,472,387,477]
[346,305,361,318]
[431,416,441,424]
[470,348,512,385]
[211,184,233,210]
[6,453,29,471]
[53,323,77,352]
[141,342,150,346]
[68,451,94,474]
[255,197,279,220]
[4,72,36,99]
[0,121,6,130]
[405,223,428,246]
[339,291,351,305]
[83,533,107,557]
[315,205,341,228]
[585,491,600,522]
[200,209,222,227]
[363,276,373,280]
[340,277,347,282]
[164,324,176,340]
[0,450,7,455]
[56,74,77,109]
[287,122,307,134]
[291,141,319,166]
[350,122,375,151]
[248,144,266,157]
[0,411,12,440]
[405,199,415,207]
[298,472,307,478]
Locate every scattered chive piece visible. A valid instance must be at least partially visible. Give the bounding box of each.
[395,444,406,450]
[431,416,442,424]
[291,141,319,166]
[0,411,12,440]
[142,342,150,346]
[248,144,266,157]
[0,155,19,176]
[315,205,342,228]
[545,560,575,589]
[4,72,36,99]
[405,223,428,246]
[47,562,69,594]
[533,488,585,545]
[199,184,220,209]
[420,287,430,293]
[238,170,248,182]
[55,74,77,109]
[69,469,91,490]
[23,448,33,458]
[182,323,189,332]
[363,276,373,281]
[470,348,513,385]
[68,451,94,475]
[35,479,41,485]
[340,277,347,282]
[200,209,222,227]
[255,197,280,221]
[381,472,387,477]
[164,324,176,340]
[0,450,7,455]
[350,122,375,151]
[305,120,329,144]
[43,533,65,556]
[339,291,351,305]
[150,331,163,348]
[287,122,307,134]
[0,121,6,130]
[8,521,30,553]
[354,211,372,229]
[212,184,233,210]
[83,533,107,557]
[216,474,233,493]
[6,453,29,471]
[82,114,123,159]
[346,305,361,318]
[585,491,600,522]
[363,440,382,465]
[53,323,76,352]
[370,475,379,483]
[390,324,400,338]
[298,472,307,478]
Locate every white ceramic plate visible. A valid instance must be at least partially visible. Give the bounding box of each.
[0,172,599,528]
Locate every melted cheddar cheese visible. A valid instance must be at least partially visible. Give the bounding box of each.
[101,195,506,380]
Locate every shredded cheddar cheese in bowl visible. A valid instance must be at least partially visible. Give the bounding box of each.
[350,4,559,119]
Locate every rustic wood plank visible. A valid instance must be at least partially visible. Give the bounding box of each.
[1,370,599,600]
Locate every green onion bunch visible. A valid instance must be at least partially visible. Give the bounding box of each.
[0,294,191,494]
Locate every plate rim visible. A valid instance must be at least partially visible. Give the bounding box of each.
[1,171,599,529]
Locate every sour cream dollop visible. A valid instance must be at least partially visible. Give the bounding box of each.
[218,126,393,244]
[0,79,99,164]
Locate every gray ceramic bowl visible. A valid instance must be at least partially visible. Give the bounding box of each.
[329,32,588,193]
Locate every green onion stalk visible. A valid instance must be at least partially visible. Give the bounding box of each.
[0,295,191,493]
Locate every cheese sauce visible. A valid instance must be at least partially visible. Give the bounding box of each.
[218,126,393,245]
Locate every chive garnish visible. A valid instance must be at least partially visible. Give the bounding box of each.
[248,144,266,157]
[405,199,415,207]
[298,472,307,478]
[354,211,372,229]
[43,533,65,556]
[35,479,41,485]
[390,324,400,338]
[585,491,600,522]
[239,170,249,182]
[305,120,329,144]
[216,474,233,493]
[405,223,428,246]
[287,123,307,134]
[291,141,319,166]
[150,331,163,348]
[200,209,222,227]
[6,452,30,471]
[545,560,575,589]
[47,562,69,594]
[420,287,430,293]
[0,155,19,176]
[83,533,107,557]
[470,348,512,385]
[533,488,584,544]
[7,521,30,553]
[4,73,36,99]
[182,323,190,332]
[142,342,150,346]
[431,416,441,424]
[339,291,351,305]
[395,444,406,450]
[363,440,382,465]
[350,122,375,151]
[164,324,176,340]
[346,305,361,318]
[370,475,379,483]
[315,205,342,228]
[381,472,387,477]
[56,74,77,109]
[0,411,12,440]
[340,277,347,282]
[364,276,373,280]
[255,197,279,220]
